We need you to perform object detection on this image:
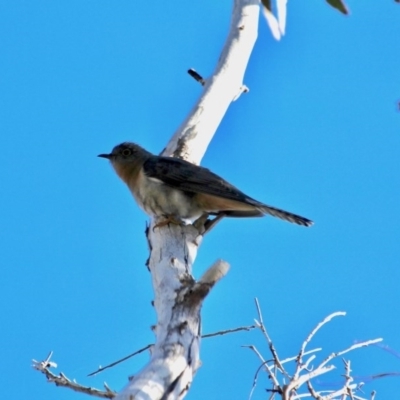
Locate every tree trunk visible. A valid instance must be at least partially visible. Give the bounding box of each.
[115,1,260,399]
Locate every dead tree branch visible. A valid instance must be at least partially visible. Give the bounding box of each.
[246,300,384,400]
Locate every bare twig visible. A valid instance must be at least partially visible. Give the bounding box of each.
[306,379,322,400]
[284,364,336,397]
[35,322,255,396]
[370,390,376,400]
[202,324,256,338]
[249,361,282,400]
[88,344,152,377]
[86,324,256,377]
[243,344,280,385]
[286,338,382,399]
[242,344,281,389]
[187,68,206,85]
[369,371,400,380]
[280,348,322,365]
[317,338,383,371]
[254,297,289,378]
[370,342,400,360]
[246,303,387,400]
[33,352,116,399]
[297,312,346,369]
[232,84,250,101]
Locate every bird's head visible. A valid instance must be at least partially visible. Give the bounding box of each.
[98,142,152,183]
[98,142,149,163]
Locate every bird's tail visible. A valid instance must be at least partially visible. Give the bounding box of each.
[257,204,313,227]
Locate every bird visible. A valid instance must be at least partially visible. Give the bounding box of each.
[98,142,313,228]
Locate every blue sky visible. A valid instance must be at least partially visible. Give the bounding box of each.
[1,1,400,399]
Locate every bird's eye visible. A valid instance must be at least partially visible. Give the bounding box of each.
[122,148,132,156]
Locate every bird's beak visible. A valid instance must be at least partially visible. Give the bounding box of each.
[98,153,112,159]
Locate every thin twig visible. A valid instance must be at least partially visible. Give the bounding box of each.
[248,361,281,400]
[280,348,322,365]
[88,344,152,377]
[318,338,383,371]
[254,297,289,378]
[370,390,376,400]
[369,371,400,380]
[242,344,281,388]
[343,358,355,400]
[372,342,400,359]
[247,305,387,400]
[88,324,255,376]
[294,312,346,382]
[299,312,346,364]
[32,353,116,399]
[187,68,206,85]
[202,324,256,338]
[307,380,323,400]
[285,364,336,395]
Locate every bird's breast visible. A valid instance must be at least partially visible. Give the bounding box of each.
[130,171,203,222]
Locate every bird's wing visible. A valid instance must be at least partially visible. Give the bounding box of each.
[143,155,313,226]
[143,155,259,205]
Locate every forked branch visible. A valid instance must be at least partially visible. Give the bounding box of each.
[246,299,384,400]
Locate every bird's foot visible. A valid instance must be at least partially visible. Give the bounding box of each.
[191,214,226,246]
[192,214,209,234]
[192,213,225,236]
[153,215,183,231]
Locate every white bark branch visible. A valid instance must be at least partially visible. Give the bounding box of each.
[163,0,259,163]
[115,1,260,399]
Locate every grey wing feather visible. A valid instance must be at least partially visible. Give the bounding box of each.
[143,156,256,203]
